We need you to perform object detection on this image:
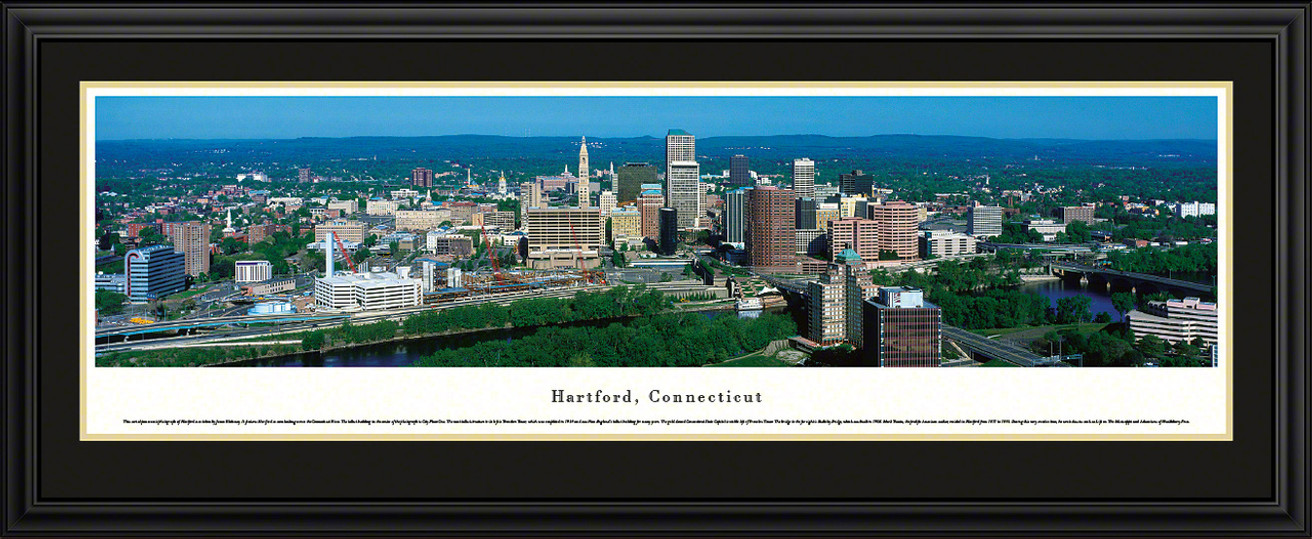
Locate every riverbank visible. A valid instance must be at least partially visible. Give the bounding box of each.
[1018,274,1061,283]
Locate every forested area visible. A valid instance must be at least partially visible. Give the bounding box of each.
[413,311,798,367]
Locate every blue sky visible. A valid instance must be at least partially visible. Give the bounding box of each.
[96,96,1218,141]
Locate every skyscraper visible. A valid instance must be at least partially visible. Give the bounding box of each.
[870,201,920,261]
[807,249,877,347]
[298,167,312,183]
[665,129,701,229]
[725,187,751,244]
[794,197,818,230]
[967,205,1004,238]
[616,162,657,204]
[729,154,750,188]
[828,218,879,262]
[658,208,679,256]
[792,158,816,199]
[577,136,590,208]
[639,186,664,240]
[862,287,941,367]
[411,167,433,188]
[745,186,795,271]
[838,170,874,196]
[168,221,211,277]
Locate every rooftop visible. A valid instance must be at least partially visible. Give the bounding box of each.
[667,129,692,137]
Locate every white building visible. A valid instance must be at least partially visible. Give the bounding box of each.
[1024,219,1068,242]
[327,199,358,215]
[665,129,701,229]
[446,267,463,288]
[920,230,978,258]
[792,158,816,199]
[598,190,617,215]
[1127,297,1219,347]
[390,188,421,200]
[314,272,422,311]
[366,199,400,216]
[1172,201,1218,218]
[234,260,273,283]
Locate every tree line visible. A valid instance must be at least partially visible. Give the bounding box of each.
[413,311,797,367]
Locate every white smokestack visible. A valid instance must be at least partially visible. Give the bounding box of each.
[326,231,335,276]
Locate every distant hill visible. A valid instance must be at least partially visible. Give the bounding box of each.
[94,134,1217,181]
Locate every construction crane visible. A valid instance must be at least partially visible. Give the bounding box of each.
[333,232,357,273]
[480,223,505,286]
[569,220,605,285]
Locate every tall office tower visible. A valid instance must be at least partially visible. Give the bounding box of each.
[745,186,795,271]
[665,129,701,229]
[616,162,657,204]
[828,217,879,262]
[794,197,818,229]
[792,158,816,199]
[838,170,874,196]
[519,181,543,223]
[725,187,751,244]
[524,207,604,269]
[966,205,1004,238]
[298,167,312,183]
[124,245,187,302]
[807,248,877,347]
[168,221,211,277]
[658,208,679,256]
[639,187,664,240]
[577,136,590,208]
[862,287,941,367]
[411,167,434,188]
[729,154,750,188]
[869,200,920,261]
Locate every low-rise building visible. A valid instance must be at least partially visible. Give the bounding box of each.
[314,272,422,311]
[920,230,977,258]
[396,209,453,232]
[1025,219,1068,242]
[234,260,273,283]
[366,199,400,216]
[1127,296,1219,347]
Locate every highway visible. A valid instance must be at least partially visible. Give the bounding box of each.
[96,280,726,353]
[939,325,1044,367]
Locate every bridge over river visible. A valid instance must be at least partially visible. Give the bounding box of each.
[1049,262,1213,296]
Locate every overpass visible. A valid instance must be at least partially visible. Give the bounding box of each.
[939,326,1052,367]
[95,313,351,340]
[1050,262,1213,296]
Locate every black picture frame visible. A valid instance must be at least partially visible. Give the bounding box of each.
[3,2,1308,536]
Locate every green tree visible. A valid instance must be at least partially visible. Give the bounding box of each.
[94,289,127,315]
[98,231,120,251]
[138,227,167,246]
[1055,296,1092,324]
[1110,292,1137,322]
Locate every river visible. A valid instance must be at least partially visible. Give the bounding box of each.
[220,308,757,367]
[1019,279,1119,319]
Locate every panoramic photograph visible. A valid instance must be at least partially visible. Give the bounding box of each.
[90,91,1222,368]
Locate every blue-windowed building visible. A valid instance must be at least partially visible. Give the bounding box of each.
[125,245,187,301]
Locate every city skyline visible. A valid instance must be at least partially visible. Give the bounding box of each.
[95,96,1219,141]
